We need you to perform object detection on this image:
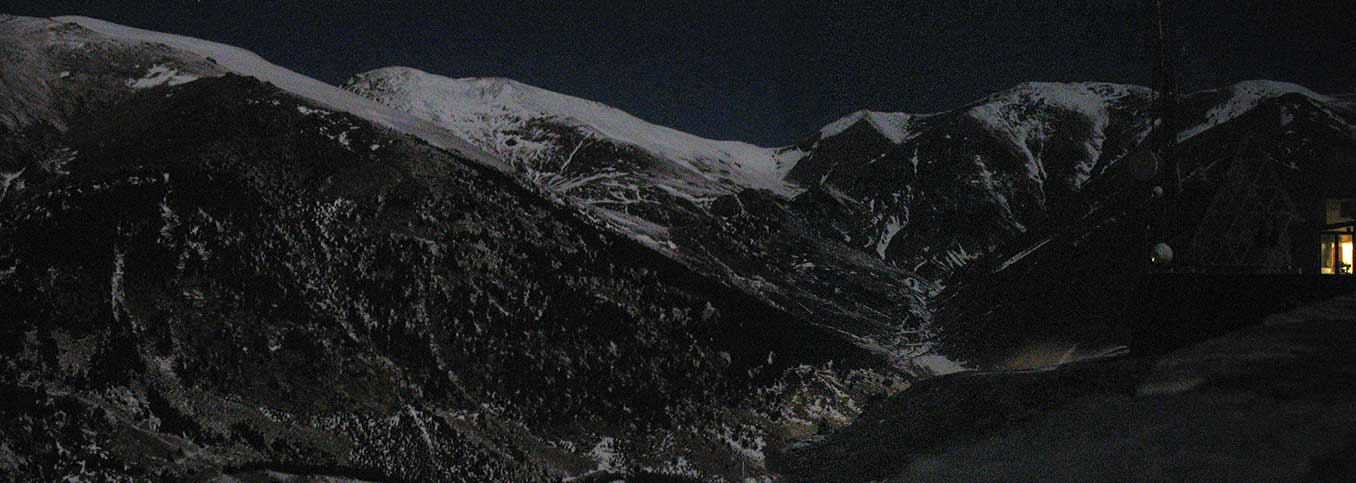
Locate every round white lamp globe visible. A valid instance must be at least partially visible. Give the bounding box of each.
[1151,242,1174,265]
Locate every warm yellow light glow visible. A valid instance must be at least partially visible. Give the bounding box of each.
[1344,241,1354,273]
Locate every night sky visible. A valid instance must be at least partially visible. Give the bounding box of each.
[7,0,1354,146]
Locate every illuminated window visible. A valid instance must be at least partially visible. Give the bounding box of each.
[1321,199,1356,275]
[1320,233,1354,274]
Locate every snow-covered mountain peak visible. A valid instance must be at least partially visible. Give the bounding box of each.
[818,110,920,144]
[957,82,1152,190]
[346,66,802,194]
[353,67,559,108]
[813,82,1149,148]
[346,66,625,134]
[1179,79,1335,141]
[998,80,1146,97]
[456,75,525,98]
[1223,79,1329,100]
[968,81,1149,121]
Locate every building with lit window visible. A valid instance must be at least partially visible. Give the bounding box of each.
[1319,199,1356,274]
[1171,121,1356,275]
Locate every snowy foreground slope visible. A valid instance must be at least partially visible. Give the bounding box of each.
[780,293,1356,482]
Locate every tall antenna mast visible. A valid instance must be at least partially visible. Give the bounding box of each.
[1147,0,1181,269]
[1152,0,1180,194]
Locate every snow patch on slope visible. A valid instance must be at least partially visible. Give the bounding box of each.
[588,437,623,473]
[0,168,25,203]
[126,64,197,88]
[992,238,1052,273]
[875,215,904,259]
[907,351,969,377]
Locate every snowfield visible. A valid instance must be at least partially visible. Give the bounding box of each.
[346,66,803,195]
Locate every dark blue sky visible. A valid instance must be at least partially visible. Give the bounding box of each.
[8,1,1355,145]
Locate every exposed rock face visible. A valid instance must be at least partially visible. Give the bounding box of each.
[343,66,939,370]
[788,82,1158,279]
[0,71,878,483]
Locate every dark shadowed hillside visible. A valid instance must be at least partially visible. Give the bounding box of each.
[0,73,888,482]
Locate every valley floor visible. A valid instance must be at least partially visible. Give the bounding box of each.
[776,292,1356,482]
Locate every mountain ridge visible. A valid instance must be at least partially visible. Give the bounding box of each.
[5,13,1356,482]
[0,14,503,170]
[345,65,802,196]
[344,62,1349,282]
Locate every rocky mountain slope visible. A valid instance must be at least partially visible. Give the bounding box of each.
[344,65,1350,289]
[4,11,1355,483]
[789,82,1157,279]
[343,66,942,374]
[0,15,903,482]
[771,61,1356,483]
[789,80,1343,282]
[345,63,1351,373]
